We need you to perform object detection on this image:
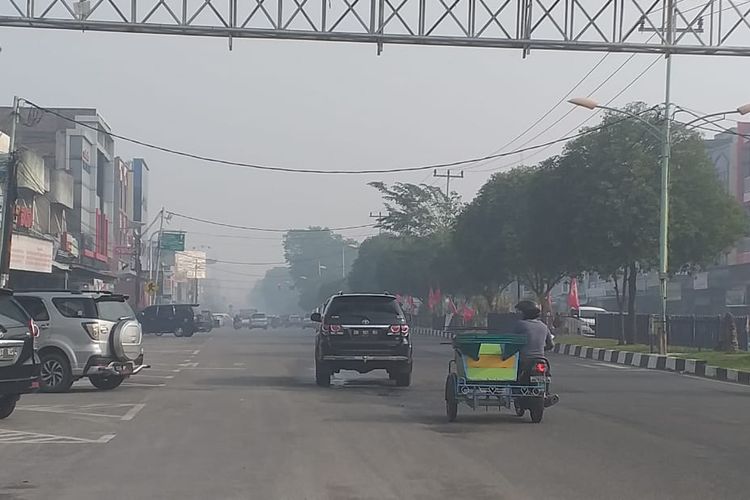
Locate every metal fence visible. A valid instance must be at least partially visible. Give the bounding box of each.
[594,313,749,351]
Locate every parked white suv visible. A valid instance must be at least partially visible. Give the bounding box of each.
[15,290,146,392]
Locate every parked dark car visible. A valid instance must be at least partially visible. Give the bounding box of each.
[312,293,412,387]
[138,304,200,337]
[0,289,40,419]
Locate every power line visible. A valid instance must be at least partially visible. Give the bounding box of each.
[474,56,663,174]
[16,98,678,178]
[166,210,375,233]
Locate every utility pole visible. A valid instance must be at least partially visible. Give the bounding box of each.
[153,207,165,305]
[193,259,199,304]
[134,226,142,309]
[433,169,464,195]
[0,97,21,288]
[369,211,383,235]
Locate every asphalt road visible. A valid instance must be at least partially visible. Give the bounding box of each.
[2,327,750,500]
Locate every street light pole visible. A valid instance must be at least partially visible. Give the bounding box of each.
[658,8,675,354]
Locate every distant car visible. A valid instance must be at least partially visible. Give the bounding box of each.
[138,304,200,337]
[197,309,214,332]
[302,316,316,330]
[0,289,40,418]
[15,290,144,393]
[571,305,608,335]
[238,309,255,329]
[288,315,302,327]
[212,313,232,327]
[250,313,269,330]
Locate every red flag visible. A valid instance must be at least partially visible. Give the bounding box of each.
[567,278,580,310]
[428,288,435,311]
[461,303,475,322]
[435,288,443,308]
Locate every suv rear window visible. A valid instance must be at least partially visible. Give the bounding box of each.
[325,296,403,324]
[96,299,135,321]
[52,296,135,321]
[251,313,266,319]
[0,296,30,327]
[53,297,97,318]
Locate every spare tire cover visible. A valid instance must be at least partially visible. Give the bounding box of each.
[110,319,143,362]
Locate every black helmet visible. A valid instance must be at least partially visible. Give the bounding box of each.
[515,300,541,320]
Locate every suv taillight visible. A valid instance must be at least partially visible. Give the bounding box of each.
[82,321,107,341]
[388,325,409,336]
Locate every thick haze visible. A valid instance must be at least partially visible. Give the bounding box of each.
[1,28,749,304]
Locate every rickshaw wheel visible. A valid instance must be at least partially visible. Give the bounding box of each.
[529,400,544,423]
[514,402,525,417]
[445,373,458,422]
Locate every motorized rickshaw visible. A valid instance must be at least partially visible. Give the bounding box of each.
[444,329,554,423]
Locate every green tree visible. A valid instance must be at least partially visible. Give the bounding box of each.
[283,228,358,310]
[557,103,746,342]
[457,164,575,311]
[368,182,462,237]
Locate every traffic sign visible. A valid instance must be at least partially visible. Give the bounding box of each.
[160,232,185,251]
[146,281,158,294]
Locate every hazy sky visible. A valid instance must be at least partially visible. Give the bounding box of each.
[1,20,749,304]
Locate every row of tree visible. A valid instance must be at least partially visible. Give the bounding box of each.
[349,103,747,343]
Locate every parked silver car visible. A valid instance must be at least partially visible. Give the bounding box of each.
[14,290,146,393]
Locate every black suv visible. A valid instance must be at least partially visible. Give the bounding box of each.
[138,304,200,337]
[312,293,412,387]
[0,289,40,419]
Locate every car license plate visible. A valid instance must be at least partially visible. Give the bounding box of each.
[0,347,18,360]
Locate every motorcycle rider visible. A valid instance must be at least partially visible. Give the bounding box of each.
[513,300,555,361]
[513,300,559,408]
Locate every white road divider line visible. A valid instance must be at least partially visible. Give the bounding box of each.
[122,382,166,388]
[121,403,146,421]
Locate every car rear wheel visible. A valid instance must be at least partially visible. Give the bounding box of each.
[174,328,184,337]
[445,373,458,422]
[89,375,125,390]
[0,395,18,419]
[529,400,544,423]
[40,351,74,393]
[183,329,195,338]
[315,360,331,387]
[395,370,411,387]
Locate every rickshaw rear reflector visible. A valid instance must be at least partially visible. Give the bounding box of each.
[533,362,547,374]
[329,325,342,334]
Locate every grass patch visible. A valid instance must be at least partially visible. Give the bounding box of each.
[556,335,750,371]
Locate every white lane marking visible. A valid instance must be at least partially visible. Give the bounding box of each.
[192,350,200,355]
[16,407,123,419]
[137,374,175,379]
[17,403,147,421]
[122,382,166,388]
[0,429,116,444]
[142,368,181,373]
[179,367,244,370]
[232,363,245,367]
[178,362,199,368]
[594,362,632,370]
[120,403,146,421]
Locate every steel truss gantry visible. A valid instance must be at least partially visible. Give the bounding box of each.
[1,0,750,55]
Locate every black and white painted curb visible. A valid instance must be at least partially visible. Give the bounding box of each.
[552,343,750,385]
[412,327,750,386]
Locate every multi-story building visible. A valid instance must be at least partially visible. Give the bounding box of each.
[0,106,148,292]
